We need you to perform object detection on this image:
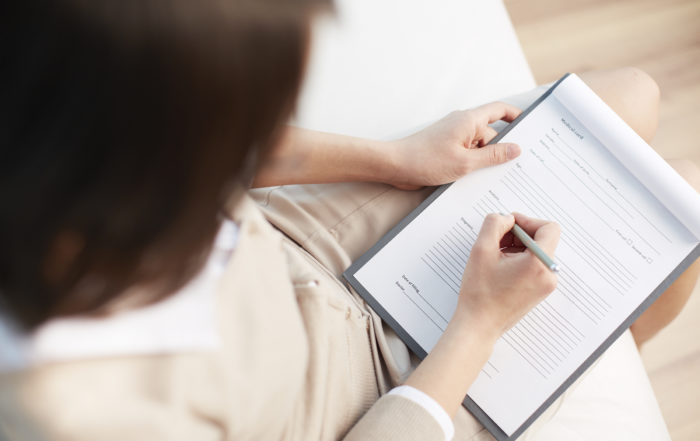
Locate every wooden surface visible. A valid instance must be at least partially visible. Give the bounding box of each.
[503,0,700,439]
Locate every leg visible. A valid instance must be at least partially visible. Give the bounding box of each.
[630,159,700,345]
[579,67,660,143]
[578,68,699,345]
[249,183,435,277]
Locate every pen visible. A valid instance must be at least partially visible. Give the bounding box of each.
[503,215,560,273]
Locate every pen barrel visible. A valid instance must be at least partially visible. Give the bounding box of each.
[511,223,559,272]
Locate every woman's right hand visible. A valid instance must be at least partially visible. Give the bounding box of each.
[404,212,560,418]
[453,212,561,343]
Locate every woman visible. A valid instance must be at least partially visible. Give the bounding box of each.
[1,0,697,440]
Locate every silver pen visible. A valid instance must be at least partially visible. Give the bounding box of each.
[503,214,560,273]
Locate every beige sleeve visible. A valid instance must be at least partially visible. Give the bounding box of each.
[0,396,222,441]
[342,394,446,441]
[0,362,224,441]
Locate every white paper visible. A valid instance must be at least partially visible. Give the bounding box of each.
[553,75,700,239]
[354,76,700,436]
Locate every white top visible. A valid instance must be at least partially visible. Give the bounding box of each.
[389,385,455,441]
[0,220,453,440]
[0,220,238,371]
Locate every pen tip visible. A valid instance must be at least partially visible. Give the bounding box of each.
[550,263,560,273]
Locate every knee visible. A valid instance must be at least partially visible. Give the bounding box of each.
[619,67,660,100]
[611,67,660,142]
[615,67,661,142]
[582,67,660,142]
[667,159,700,192]
[620,67,660,111]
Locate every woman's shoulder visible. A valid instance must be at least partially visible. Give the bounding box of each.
[0,195,311,440]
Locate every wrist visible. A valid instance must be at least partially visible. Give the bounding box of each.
[404,310,497,417]
[447,309,501,351]
[331,135,399,183]
[364,138,401,183]
[381,137,424,188]
[366,138,402,184]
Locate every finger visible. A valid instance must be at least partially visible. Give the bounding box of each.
[513,212,561,255]
[512,212,552,234]
[474,102,522,124]
[468,142,521,170]
[533,222,561,256]
[474,213,515,254]
[477,126,499,146]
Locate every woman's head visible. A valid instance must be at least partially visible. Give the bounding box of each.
[0,0,328,329]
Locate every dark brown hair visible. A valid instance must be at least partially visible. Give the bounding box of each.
[0,0,328,330]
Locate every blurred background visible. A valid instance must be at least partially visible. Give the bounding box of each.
[504,0,700,439]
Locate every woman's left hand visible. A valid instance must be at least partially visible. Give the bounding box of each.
[384,102,523,190]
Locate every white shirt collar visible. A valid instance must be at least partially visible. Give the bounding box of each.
[0,220,238,372]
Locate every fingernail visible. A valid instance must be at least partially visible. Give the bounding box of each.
[506,143,521,159]
[499,212,514,221]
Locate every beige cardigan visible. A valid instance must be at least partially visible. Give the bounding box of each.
[0,194,452,441]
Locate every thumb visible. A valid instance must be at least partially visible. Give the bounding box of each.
[473,213,515,255]
[469,142,521,170]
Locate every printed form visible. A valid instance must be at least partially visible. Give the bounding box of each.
[353,75,700,436]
